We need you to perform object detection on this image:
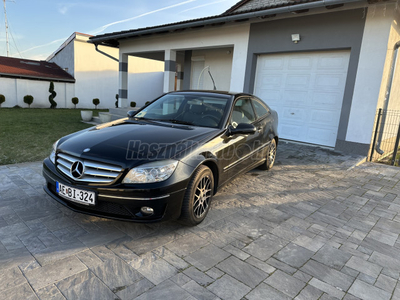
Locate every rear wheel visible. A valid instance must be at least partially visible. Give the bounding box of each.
[259,139,277,170]
[180,165,214,226]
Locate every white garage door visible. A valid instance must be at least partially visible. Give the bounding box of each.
[254,50,350,147]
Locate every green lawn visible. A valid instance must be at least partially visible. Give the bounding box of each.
[0,108,105,165]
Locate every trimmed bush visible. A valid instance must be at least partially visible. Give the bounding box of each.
[115,94,119,108]
[23,95,34,108]
[0,94,5,107]
[71,97,79,109]
[145,101,150,105]
[130,101,136,108]
[49,81,57,108]
[93,98,100,109]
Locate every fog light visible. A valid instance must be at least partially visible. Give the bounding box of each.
[140,207,154,216]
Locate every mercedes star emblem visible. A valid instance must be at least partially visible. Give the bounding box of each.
[83,148,91,153]
[71,161,85,179]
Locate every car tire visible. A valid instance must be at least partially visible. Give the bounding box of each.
[180,165,214,226]
[259,138,277,170]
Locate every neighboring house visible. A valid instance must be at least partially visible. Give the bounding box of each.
[90,0,400,156]
[0,56,75,108]
[47,32,164,108]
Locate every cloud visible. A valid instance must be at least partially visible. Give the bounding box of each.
[19,37,68,55]
[88,0,198,35]
[58,3,76,15]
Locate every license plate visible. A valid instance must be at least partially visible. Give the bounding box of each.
[56,182,95,205]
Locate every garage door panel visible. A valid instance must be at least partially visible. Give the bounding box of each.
[285,75,311,89]
[288,56,313,70]
[283,90,310,107]
[254,50,350,147]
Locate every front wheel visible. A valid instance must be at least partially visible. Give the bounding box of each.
[180,165,214,226]
[259,139,277,170]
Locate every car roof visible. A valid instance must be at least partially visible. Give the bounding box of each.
[169,90,252,97]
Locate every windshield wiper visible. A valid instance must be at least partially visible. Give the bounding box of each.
[162,119,194,126]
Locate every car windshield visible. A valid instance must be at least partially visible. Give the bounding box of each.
[133,93,230,128]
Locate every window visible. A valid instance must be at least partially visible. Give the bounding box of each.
[231,98,256,127]
[252,98,269,118]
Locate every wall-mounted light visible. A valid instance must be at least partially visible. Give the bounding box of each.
[291,34,300,44]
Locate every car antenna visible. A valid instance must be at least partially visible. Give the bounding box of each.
[207,67,217,90]
[197,66,217,90]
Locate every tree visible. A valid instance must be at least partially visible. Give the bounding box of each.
[23,95,34,108]
[93,98,100,109]
[71,97,79,109]
[0,94,5,107]
[49,81,57,108]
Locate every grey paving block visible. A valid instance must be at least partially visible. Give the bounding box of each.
[294,284,324,300]
[185,244,230,271]
[293,234,325,252]
[134,257,178,285]
[183,266,214,286]
[313,245,352,270]
[247,282,291,300]
[266,257,297,274]
[374,273,397,293]
[56,269,115,300]
[182,280,219,300]
[24,255,87,290]
[243,233,288,261]
[245,256,276,274]
[309,278,345,299]
[0,266,27,291]
[274,242,314,268]
[2,282,37,300]
[368,251,400,272]
[135,279,194,300]
[348,279,391,300]
[124,231,178,256]
[165,233,208,257]
[345,256,382,278]
[170,273,192,286]
[152,246,189,270]
[207,274,251,300]
[265,269,306,298]
[116,278,154,300]
[36,284,66,300]
[300,260,354,291]
[216,256,268,288]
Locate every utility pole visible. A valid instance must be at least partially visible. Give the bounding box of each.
[3,0,10,57]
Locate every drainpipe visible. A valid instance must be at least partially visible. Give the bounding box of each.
[375,41,400,155]
[94,43,119,62]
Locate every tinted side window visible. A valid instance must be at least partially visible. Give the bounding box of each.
[231,98,256,126]
[252,98,269,119]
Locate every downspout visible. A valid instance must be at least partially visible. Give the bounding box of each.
[94,43,119,62]
[375,41,400,155]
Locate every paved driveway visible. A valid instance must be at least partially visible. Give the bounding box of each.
[1,142,399,300]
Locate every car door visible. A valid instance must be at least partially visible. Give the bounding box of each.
[219,97,261,179]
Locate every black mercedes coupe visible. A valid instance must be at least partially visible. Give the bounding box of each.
[43,91,278,225]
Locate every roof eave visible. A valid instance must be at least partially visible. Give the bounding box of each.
[0,73,76,83]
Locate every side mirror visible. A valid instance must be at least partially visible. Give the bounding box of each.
[226,123,256,136]
[127,110,136,118]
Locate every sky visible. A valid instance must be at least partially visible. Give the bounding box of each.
[0,0,240,60]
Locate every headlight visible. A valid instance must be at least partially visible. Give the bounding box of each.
[122,160,178,184]
[49,139,60,164]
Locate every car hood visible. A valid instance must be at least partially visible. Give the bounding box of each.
[57,119,219,168]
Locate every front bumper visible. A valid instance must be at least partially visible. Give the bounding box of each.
[42,158,188,222]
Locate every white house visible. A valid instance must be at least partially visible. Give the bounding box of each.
[47,32,164,108]
[89,0,400,156]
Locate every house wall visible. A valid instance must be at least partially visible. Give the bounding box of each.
[0,77,74,108]
[345,4,398,153]
[191,48,233,91]
[49,41,75,77]
[118,23,250,92]
[244,8,366,153]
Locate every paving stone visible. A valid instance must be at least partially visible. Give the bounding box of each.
[247,282,291,300]
[245,256,276,274]
[243,233,288,261]
[207,274,251,300]
[374,273,397,293]
[300,260,354,291]
[368,251,400,272]
[309,278,345,299]
[124,231,178,256]
[265,269,306,298]
[185,244,230,271]
[135,280,194,300]
[183,266,214,286]
[35,284,66,300]
[153,247,189,270]
[170,273,192,286]
[294,284,324,300]
[56,269,116,300]
[0,266,27,291]
[116,278,154,300]
[222,244,250,260]
[357,272,376,284]
[293,270,312,283]
[2,282,37,300]
[367,229,398,246]
[348,279,391,300]
[345,256,381,278]
[165,233,208,257]
[274,242,314,268]
[266,257,297,274]
[206,267,225,280]
[216,256,268,288]
[292,234,325,252]
[0,247,35,271]
[313,245,352,270]
[24,255,87,290]
[182,280,219,300]
[134,257,178,285]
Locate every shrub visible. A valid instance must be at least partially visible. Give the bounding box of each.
[13,105,21,109]
[145,101,150,105]
[49,81,57,108]
[93,98,100,109]
[115,94,119,108]
[23,95,34,108]
[0,94,5,107]
[130,101,136,108]
[71,97,79,108]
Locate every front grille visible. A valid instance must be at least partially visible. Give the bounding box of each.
[56,153,123,184]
